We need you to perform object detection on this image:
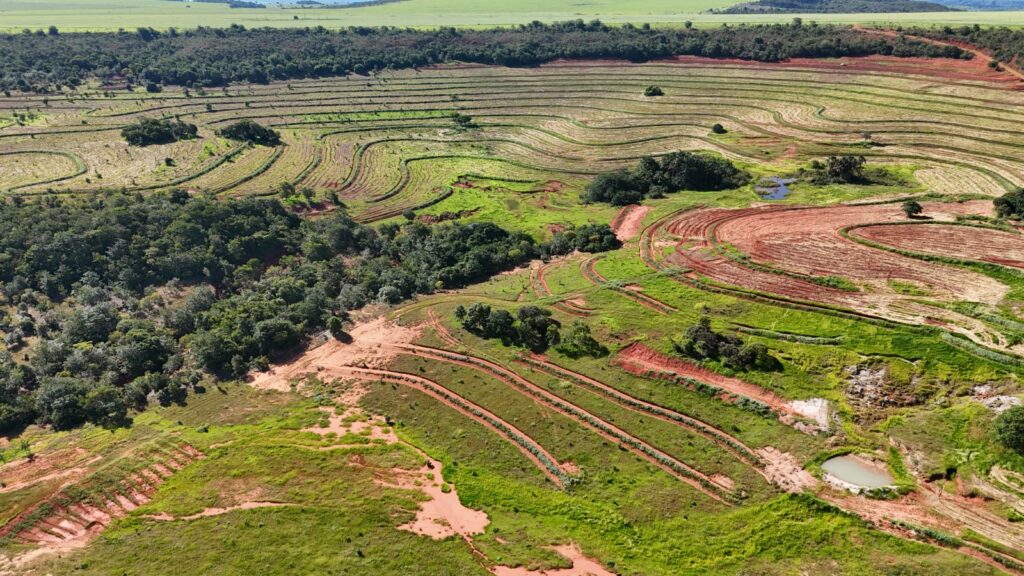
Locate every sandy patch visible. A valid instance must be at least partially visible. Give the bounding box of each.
[492,543,617,576]
[248,318,421,391]
[786,398,831,431]
[379,455,489,540]
[756,447,817,493]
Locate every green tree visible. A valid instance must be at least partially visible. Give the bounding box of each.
[901,199,923,218]
[996,405,1024,455]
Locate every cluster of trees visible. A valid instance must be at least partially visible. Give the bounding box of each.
[543,223,620,256]
[0,191,577,434]
[995,189,1024,219]
[675,316,781,371]
[218,119,281,146]
[0,21,966,93]
[455,304,561,352]
[805,155,867,184]
[583,151,748,205]
[121,117,198,146]
[914,25,1024,71]
[996,405,1024,455]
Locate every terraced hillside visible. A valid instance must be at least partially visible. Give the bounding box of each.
[3,50,1024,576]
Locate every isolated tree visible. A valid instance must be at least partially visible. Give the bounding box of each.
[711,123,727,134]
[996,405,1024,455]
[556,320,607,359]
[901,199,923,218]
[825,155,866,183]
[995,189,1024,219]
[644,85,664,97]
[218,119,281,146]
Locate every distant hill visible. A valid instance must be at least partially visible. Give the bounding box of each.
[721,0,957,12]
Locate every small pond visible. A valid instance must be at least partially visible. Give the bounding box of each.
[821,455,893,489]
[755,177,795,200]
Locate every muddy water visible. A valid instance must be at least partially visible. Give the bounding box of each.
[755,177,795,200]
[822,455,893,489]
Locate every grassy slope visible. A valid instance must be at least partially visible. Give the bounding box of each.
[2,0,1023,31]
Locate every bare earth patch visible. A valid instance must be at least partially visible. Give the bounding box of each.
[248,318,421,391]
[492,543,618,576]
[611,204,651,242]
[755,447,817,494]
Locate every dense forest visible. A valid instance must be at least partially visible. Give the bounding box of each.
[0,191,615,434]
[0,20,967,93]
[721,0,955,13]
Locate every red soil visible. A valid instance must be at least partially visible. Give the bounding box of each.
[853,224,1024,269]
[613,343,798,418]
[661,201,1009,345]
[3,443,204,562]
[611,204,651,242]
[672,53,1023,87]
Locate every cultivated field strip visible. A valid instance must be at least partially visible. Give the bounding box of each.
[5,58,1024,221]
[394,343,739,504]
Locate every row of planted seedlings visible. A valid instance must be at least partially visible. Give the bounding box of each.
[413,346,740,504]
[515,355,765,469]
[365,369,574,488]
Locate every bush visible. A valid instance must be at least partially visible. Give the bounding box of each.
[995,405,1024,455]
[711,123,727,134]
[121,117,198,146]
[218,119,281,146]
[644,85,664,97]
[675,316,781,371]
[995,189,1024,219]
[901,199,923,218]
[556,320,607,358]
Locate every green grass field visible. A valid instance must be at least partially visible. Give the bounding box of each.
[4,0,1024,31]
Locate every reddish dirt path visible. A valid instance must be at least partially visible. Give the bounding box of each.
[492,543,618,576]
[613,343,800,420]
[395,343,735,504]
[428,309,464,349]
[855,25,1024,82]
[611,205,652,242]
[532,259,594,317]
[581,256,676,314]
[336,365,569,488]
[518,354,766,471]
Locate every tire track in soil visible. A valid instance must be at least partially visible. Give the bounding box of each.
[531,260,594,317]
[515,354,768,473]
[333,365,570,488]
[580,256,677,314]
[394,343,736,504]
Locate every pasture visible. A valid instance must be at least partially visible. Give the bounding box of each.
[5,0,1024,30]
[2,51,1024,575]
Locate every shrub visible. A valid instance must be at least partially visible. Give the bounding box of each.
[218,119,282,146]
[121,117,197,146]
[995,189,1024,219]
[995,405,1024,455]
[644,85,664,97]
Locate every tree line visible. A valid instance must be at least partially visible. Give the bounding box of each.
[0,20,966,93]
[0,191,611,434]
